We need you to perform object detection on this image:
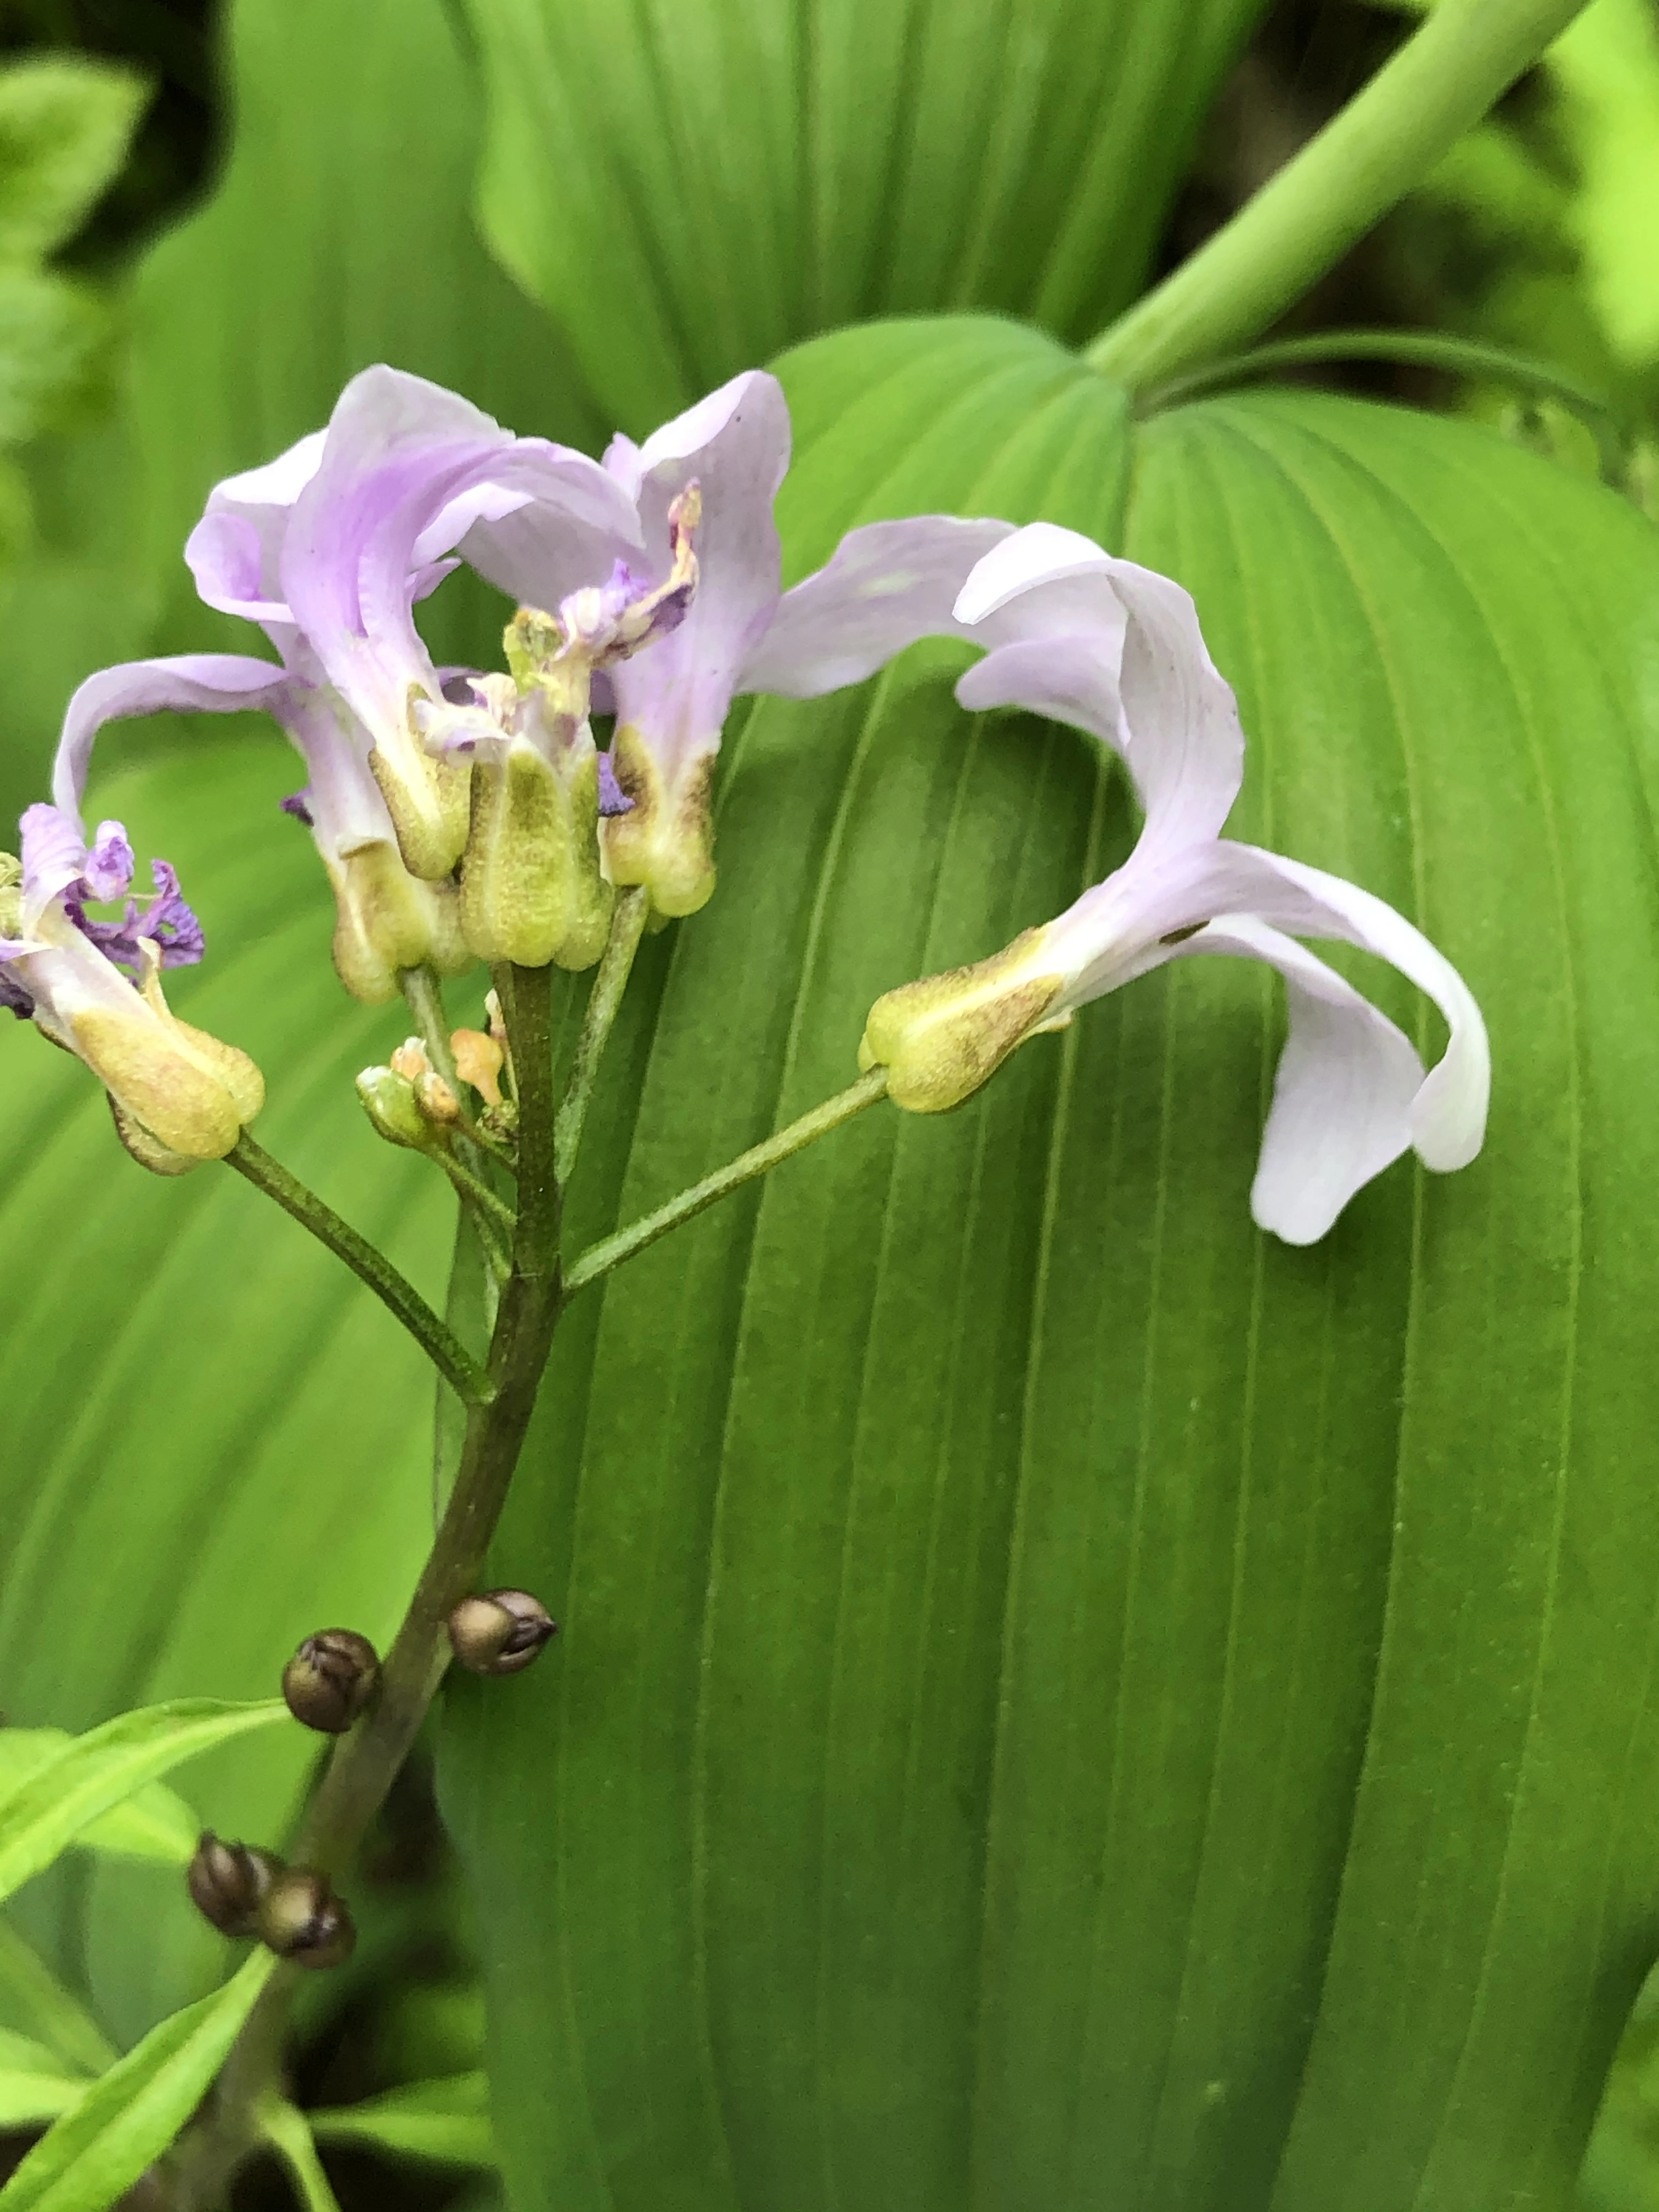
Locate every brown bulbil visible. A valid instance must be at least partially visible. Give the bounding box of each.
[257,1867,356,1969]
[447,1588,558,1676]
[281,1628,380,1734]
[186,1832,282,1938]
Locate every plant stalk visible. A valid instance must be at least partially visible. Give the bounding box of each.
[178,967,566,2207]
[554,886,650,1184]
[563,1067,890,1294]
[225,1132,491,1408]
[1086,0,1593,392]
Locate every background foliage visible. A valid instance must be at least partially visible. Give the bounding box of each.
[3,2,1659,2209]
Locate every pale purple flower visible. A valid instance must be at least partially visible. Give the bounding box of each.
[861,523,1489,1245]
[0,804,262,1161]
[462,369,1017,915]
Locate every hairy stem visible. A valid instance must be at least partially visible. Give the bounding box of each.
[178,966,567,2207]
[225,1132,491,1408]
[555,886,650,1185]
[1086,0,1593,391]
[563,1067,890,1294]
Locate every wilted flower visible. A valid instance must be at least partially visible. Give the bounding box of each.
[462,369,1018,918]
[859,523,1490,1245]
[0,802,262,1169]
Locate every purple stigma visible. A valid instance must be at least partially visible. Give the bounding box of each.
[596,752,634,818]
[83,820,135,903]
[0,970,35,1020]
[279,791,315,828]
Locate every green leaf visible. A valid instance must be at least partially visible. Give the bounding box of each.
[438,318,1659,2211]
[309,2073,494,2169]
[0,59,148,267]
[262,2100,345,2212]
[0,269,104,444]
[0,1734,199,1867]
[0,1701,289,1905]
[0,1949,274,2211]
[0,2027,89,2131]
[460,0,1269,428]
[0,1922,115,2079]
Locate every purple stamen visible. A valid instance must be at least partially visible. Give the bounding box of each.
[279,790,315,828]
[70,857,206,974]
[596,752,634,818]
[0,972,35,1020]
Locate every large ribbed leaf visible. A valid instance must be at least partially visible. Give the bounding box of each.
[459,0,1268,429]
[441,319,1659,2211]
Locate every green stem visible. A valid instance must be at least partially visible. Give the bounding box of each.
[398,965,459,1090]
[554,886,650,1186]
[563,1068,889,1295]
[1086,0,1593,391]
[1141,327,1628,471]
[183,968,568,2207]
[439,1153,518,1244]
[225,1133,491,1409]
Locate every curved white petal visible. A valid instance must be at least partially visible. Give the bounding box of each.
[1172,917,1427,1244]
[1173,841,1491,1173]
[953,523,1243,844]
[52,654,292,823]
[735,515,1015,698]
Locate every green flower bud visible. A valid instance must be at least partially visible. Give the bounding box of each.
[602,725,716,919]
[459,738,613,970]
[447,1588,558,1675]
[356,1064,447,1152]
[281,1628,380,1734]
[257,1867,356,1969]
[187,1832,282,1938]
[857,928,1066,1113]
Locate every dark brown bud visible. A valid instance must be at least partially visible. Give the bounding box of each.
[186,1832,281,1938]
[257,1867,356,1969]
[447,1588,558,1675]
[281,1628,380,1733]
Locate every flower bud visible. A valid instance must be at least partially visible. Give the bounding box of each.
[326,842,471,1006]
[447,1588,558,1675]
[187,1832,281,1937]
[459,737,613,970]
[356,1063,447,1152]
[451,1027,504,1106]
[281,1628,380,1734]
[257,1867,356,1968]
[601,724,716,919]
[857,928,1067,1113]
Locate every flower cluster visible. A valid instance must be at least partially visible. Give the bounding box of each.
[3,363,1488,1235]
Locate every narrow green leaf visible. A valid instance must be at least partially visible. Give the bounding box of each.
[0,1949,274,2211]
[0,1701,287,1904]
[0,59,148,266]
[309,2073,494,2169]
[0,1921,116,2077]
[0,2024,89,2130]
[262,2101,345,2212]
[0,1734,199,1867]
